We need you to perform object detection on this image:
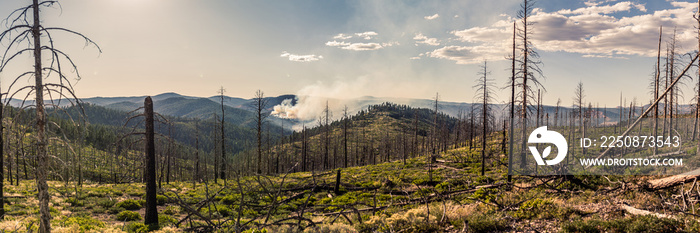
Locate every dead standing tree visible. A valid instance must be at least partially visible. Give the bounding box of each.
[574,81,585,154]
[252,90,269,174]
[592,53,699,163]
[0,1,100,231]
[218,87,227,181]
[507,21,516,182]
[116,97,173,229]
[473,61,496,176]
[653,26,662,156]
[516,0,545,170]
[144,97,158,229]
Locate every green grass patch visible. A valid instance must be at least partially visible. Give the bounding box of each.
[116,210,142,221]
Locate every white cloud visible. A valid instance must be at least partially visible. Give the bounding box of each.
[557,2,646,14]
[327,32,395,51]
[325,40,350,47]
[280,52,323,62]
[382,41,399,47]
[453,27,509,43]
[355,31,378,40]
[413,33,440,46]
[327,41,390,51]
[428,45,506,64]
[582,54,628,59]
[584,0,622,7]
[333,33,352,40]
[341,42,384,51]
[424,13,440,20]
[430,1,697,64]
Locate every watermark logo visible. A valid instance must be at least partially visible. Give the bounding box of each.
[528,126,568,165]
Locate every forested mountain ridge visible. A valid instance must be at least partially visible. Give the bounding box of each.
[233,102,476,175]
[52,103,273,157]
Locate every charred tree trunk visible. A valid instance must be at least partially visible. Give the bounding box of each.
[669,30,677,134]
[302,125,307,171]
[144,97,159,229]
[343,106,348,168]
[220,88,226,181]
[655,26,662,155]
[507,21,516,182]
[194,122,200,186]
[167,123,172,184]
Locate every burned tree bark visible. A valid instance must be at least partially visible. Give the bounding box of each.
[219,87,227,181]
[507,21,516,182]
[655,26,662,155]
[343,106,349,168]
[144,97,159,229]
[195,121,200,186]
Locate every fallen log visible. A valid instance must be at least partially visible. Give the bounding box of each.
[619,204,673,219]
[645,175,699,191]
[649,150,684,158]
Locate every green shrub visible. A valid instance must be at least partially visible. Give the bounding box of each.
[435,181,451,193]
[116,199,142,210]
[138,199,147,207]
[91,206,107,214]
[58,216,105,232]
[108,206,126,214]
[87,188,110,198]
[203,204,233,217]
[472,187,496,203]
[221,194,240,205]
[8,210,27,216]
[218,205,233,217]
[116,210,142,221]
[466,213,508,232]
[125,222,148,233]
[65,197,84,207]
[97,199,117,208]
[156,195,168,205]
[158,214,176,227]
[163,206,178,215]
[514,198,555,219]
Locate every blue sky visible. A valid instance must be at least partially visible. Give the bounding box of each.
[0,0,697,108]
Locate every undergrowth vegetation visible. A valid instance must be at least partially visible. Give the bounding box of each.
[0,137,696,232]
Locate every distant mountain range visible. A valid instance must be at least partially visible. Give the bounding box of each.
[8,92,692,130]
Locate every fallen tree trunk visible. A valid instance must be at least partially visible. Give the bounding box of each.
[649,150,684,158]
[645,175,699,191]
[619,204,673,219]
